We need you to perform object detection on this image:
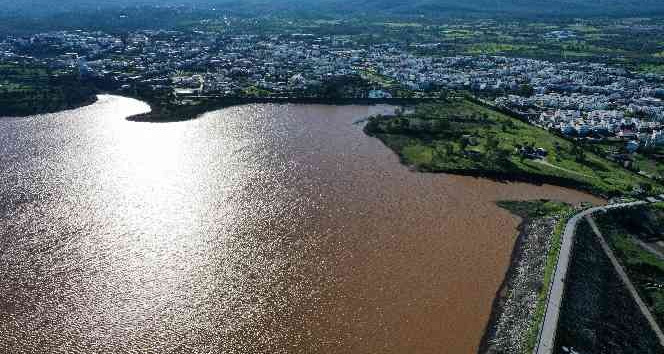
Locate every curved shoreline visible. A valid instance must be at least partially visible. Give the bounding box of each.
[0,95,98,118]
[0,95,607,353]
[0,93,624,200]
[405,164,611,199]
[125,93,623,200]
[128,95,615,199]
[120,95,616,353]
[123,96,436,122]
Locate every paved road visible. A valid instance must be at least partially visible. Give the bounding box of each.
[534,200,647,354]
[585,215,664,346]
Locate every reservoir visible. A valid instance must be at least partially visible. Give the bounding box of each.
[0,95,601,353]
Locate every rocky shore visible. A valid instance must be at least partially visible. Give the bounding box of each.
[479,202,570,354]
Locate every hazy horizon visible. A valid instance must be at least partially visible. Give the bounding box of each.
[2,0,664,18]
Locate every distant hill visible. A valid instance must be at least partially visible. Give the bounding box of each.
[1,0,663,18]
[327,0,664,16]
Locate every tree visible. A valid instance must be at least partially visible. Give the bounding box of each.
[518,84,535,97]
[445,143,454,156]
[486,135,500,151]
[640,183,654,195]
[494,148,511,164]
[571,144,586,162]
[435,142,455,160]
[460,138,469,151]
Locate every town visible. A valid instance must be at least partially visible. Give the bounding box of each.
[2,23,664,151]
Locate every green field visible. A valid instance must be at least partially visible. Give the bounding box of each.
[525,206,573,352]
[465,42,538,55]
[364,98,659,196]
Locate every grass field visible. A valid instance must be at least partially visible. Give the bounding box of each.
[364,98,659,196]
[466,42,538,55]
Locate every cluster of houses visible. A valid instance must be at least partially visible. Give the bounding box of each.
[497,89,664,152]
[2,27,664,153]
[532,107,664,152]
[4,28,663,101]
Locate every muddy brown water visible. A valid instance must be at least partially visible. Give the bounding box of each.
[0,95,602,353]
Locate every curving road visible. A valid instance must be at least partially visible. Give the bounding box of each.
[534,200,648,354]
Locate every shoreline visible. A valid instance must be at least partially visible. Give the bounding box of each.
[126,96,617,353]
[407,163,610,199]
[4,92,616,200]
[0,95,98,118]
[123,96,437,122]
[1,93,608,352]
[478,202,577,354]
[126,94,614,199]
[477,210,530,354]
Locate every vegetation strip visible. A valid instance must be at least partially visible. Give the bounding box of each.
[0,62,96,116]
[523,207,575,353]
